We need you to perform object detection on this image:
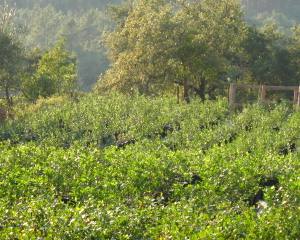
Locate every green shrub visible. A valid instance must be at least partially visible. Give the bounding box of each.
[0,94,299,239]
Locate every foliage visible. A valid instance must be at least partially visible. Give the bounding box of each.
[24,39,78,100]
[97,0,247,100]
[13,4,111,90]
[242,0,300,23]
[0,0,17,36]
[3,0,300,93]
[20,49,42,102]
[240,23,297,86]
[97,0,299,100]
[0,2,23,106]
[0,94,299,238]
[1,0,300,93]
[5,0,122,11]
[289,25,300,82]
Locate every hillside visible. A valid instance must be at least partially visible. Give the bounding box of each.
[0,95,299,238]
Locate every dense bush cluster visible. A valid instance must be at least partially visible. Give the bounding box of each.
[0,94,299,239]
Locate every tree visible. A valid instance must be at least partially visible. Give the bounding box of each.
[289,25,300,84]
[5,0,122,11]
[241,22,297,86]
[176,0,247,100]
[16,5,65,49]
[0,1,23,106]
[21,48,42,101]
[98,0,178,95]
[31,39,78,99]
[15,6,111,90]
[96,0,247,101]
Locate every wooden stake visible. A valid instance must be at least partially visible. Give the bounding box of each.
[176,85,180,104]
[293,88,298,105]
[260,85,267,103]
[297,86,300,110]
[229,83,237,110]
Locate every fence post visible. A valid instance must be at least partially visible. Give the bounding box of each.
[297,86,300,110]
[293,88,298,105]
[260,85,267,103]
[229,83,237,110]
[176,84,180,104]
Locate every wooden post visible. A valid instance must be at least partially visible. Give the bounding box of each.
[176,84,180,104]
[293,88,298,105]
[260,85,267,103]
[297,86,300,110]
[229,83,237,110]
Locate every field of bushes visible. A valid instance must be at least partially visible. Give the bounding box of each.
[0,94,299,239]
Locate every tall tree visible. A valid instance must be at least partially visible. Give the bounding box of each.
[241,22,297,86]
[0,1,23,106]
[32,39,78,99]
[289,25,300,84]
[97,0,247,101]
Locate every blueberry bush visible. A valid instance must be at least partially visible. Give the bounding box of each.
[0,94,299,239]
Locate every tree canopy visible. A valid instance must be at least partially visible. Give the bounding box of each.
[97,0,249,100]
[0,1,23,106]
[26,39,77,100]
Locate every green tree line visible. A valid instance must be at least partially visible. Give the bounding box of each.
[5,0,300,91]
[1,0,300,106]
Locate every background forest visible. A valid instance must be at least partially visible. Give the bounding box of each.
[5,0,122,91]
[1,0,300,104]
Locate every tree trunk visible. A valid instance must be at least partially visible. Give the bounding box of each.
[183,79,190,103]
[197,78,206,101]
[5,85,13,107]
